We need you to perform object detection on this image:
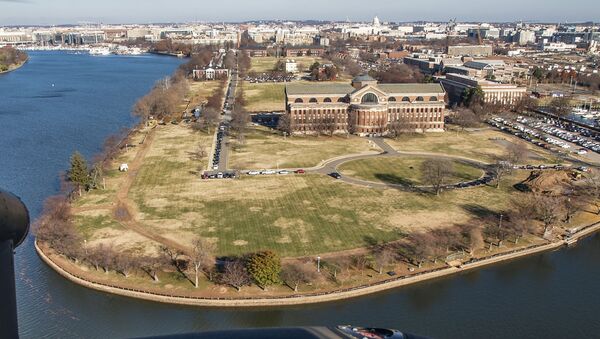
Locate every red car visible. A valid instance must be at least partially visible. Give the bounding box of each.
[295,169,306,174]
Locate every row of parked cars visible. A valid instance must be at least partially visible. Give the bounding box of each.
[451,174,493,189]
[211,124,227,170]
[201,171,237,180]
[246,169,306,176]
[489,117,575,155]
[516,116,600,154]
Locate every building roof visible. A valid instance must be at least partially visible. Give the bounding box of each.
[352,74,376,82]
[464,60,505,70]
[377,83,445,94]
[285,83,355,95]
[286,82,445,97]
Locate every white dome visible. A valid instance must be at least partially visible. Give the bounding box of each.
[373,16,381,26]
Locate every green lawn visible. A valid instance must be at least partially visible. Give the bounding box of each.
[386,129,559,164]
[131,173,525,257]
[75,124,534,259]
[338,157,484,186]
[243,82,286,112]
[229,127,378,169]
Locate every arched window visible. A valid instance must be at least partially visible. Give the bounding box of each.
[388,97,397,102]
[309,98,318,103]
[324,97,332,103]
[294,98,303,103]
[416,96,424,102]
[361,93,379,104]
[429,96,438,102]
[337,97,346,103]
[402,97,410,102]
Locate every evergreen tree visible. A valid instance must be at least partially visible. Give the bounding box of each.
[246,250,281,289]
[68,151,90,195]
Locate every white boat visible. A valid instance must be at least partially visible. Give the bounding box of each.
[88,47,111,56]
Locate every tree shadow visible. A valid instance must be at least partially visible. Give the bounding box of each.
[374,173,414,187]
[461,203,499,220]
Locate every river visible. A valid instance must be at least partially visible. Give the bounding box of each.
[1,52,599,339]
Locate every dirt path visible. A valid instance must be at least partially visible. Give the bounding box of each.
[110,128,192,254]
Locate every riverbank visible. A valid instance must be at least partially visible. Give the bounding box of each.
[36,220,600,307]
[0,56,28,74]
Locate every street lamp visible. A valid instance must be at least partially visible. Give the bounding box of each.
[317,256,321,273]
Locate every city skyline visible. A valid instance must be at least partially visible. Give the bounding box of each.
[1,0,600,26]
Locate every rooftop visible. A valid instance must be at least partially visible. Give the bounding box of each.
[377,83,445,94]
[285,83,355,95]
[352,74,376,82]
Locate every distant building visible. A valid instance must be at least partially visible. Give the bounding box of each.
[541,42,577,52]
[285,59,298,73]
[447,45,493,57]
[513,30,536,46]
[192,66,229,81]
[440,73,526,106]
[285,75,446,136]
[284,47,325,57]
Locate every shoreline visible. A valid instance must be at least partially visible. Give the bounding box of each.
[35,221,600,307]
[0,57,29,75]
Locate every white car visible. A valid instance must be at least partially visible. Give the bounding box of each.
[247,171,260,176]
[278,170,290,175]
[212,165,218,170]
[577,149,588,155]
[261,170,276,175]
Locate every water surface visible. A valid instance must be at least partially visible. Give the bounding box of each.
[1,52,599,339]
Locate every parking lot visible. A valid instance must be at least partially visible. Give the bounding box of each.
[487,115,600,164]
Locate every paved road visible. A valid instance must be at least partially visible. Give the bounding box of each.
[309,137,494,191]
[211,63,238,172]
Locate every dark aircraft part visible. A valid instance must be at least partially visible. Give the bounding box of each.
[0,189,30,339]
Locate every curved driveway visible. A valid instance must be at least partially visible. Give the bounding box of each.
[309,137,495,191]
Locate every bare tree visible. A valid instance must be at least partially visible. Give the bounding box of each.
[201,107,221,134]
[533,194,564,238]
[452,108,480,131]
[582,170,600,215]
[190,237,216,288]
[506,142,529,165]
[562,196,583,224]
[113,251,137,278]
[421,159,454,195]
[459,224,484,255]
[281,263,317,292]
[34,196,82,261]
[140,255,167,282]
[374,247,395,274]
[402,233,433,268]
[192,143,208,161]
[490,161,512,189]
[220,259,251,292]
[351,255,369,271]
[505,196,536,243]
[388,116,413,138]
[277,113,291,134]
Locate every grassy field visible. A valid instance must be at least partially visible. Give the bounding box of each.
[250,56,325,73]
[74,122,580,259]
[187,81,222,109]
[386,128,561,164]
[242,82,286,112]
[339,157,484,186]
[228,127,379,169]
[130,170,528,257]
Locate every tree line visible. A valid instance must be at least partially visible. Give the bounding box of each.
[0,46,27,72]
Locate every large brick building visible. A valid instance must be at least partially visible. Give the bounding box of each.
[285,75,446,136]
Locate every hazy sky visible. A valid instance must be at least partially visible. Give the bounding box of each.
[1,0,599,26]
